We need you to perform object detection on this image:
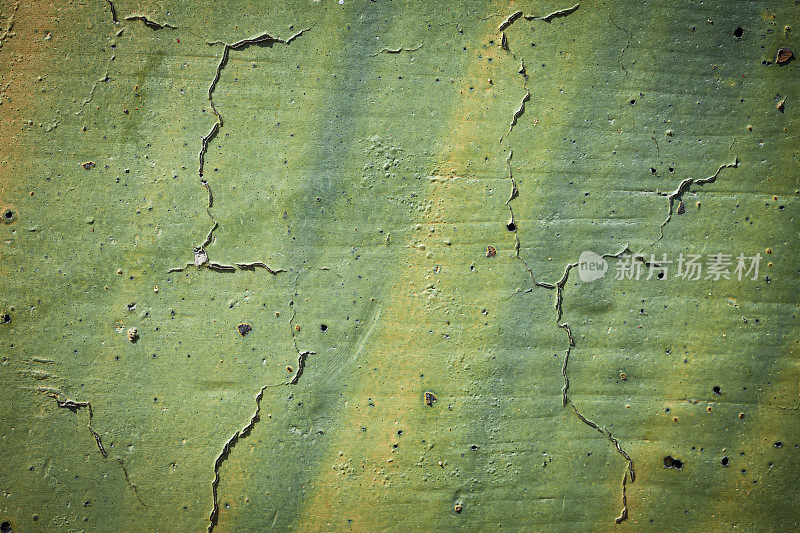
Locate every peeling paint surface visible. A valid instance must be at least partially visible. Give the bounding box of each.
[1,0,798,530]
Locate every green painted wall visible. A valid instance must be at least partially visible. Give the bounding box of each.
[0,0,797,530]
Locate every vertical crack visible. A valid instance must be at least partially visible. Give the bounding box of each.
[104,0,117,24]
[116,457,147,507]
[498,5,733,520]
[504,151,554,290]
[77,0,121,113]
[207,266,315,533]
[52,395,107,458]
[550,246,635,522]
[607,12,631,78]
[0,1,19,51]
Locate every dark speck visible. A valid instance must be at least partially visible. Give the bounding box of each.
[664,455,683,469]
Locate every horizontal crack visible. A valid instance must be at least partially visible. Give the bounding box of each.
[124,15,177,30]
[497,2,580,31]
[657,157,739,242]
[371,42,423,56]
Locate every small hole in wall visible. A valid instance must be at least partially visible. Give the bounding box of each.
[320,324,328,332]
[721,456,729,466]
[1,521,12,533]
[1,314,10,324]
[664,455,683,469]
[734,27,744,38]
[506,221,516,231]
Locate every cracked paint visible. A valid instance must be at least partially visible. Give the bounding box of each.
[1,0,799,531]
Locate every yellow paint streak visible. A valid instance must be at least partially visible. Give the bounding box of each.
[297,3,604,530]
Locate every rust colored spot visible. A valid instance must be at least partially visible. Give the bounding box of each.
[739,412,746,419]
[294,324,301,332]
[82,161,95,170]
[676,200,685,214]
[237,323,252,337]
[127,328,139,343]
[486,245,497,258]
[776,48,793,64]
[454,502,463,513]
[424,391,437,406]
[620,372,628,381]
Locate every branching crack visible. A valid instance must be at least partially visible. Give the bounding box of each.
[656,158,739,242]
[199,27,308,178]
[80,53,115,110]
[497,4,637,521]
[182,28,308,280]
[52,395,107,458]
[50,393,147,505]
[539,154,739,522]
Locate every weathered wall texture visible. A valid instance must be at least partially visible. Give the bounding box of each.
[0,0,798,530]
